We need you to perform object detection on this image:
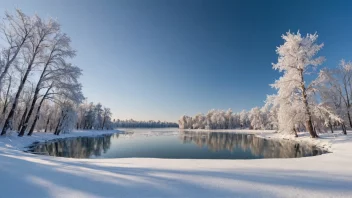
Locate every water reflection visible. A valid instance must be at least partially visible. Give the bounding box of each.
[180,131,324,158]
[29,131,325,159]
[31,134,118,158]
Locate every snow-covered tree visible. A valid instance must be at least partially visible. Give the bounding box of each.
[54,102,77,135]
[263,95,279,130]
[19,32,77,136]
[248,107,262,129]
[101,107,112,130]
[271,31,325,138]
[179,115,193,129]
[178,108,266,130]
[1,13,60,135]
[225,108,233,129]
[239,110,249,129]
[0,9,33,87]
[114,119,178,128]
[314,63,349,134]
[0,9,114,136]
[192,113,206,129]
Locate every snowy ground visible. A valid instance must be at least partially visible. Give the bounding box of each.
[0,129,352,198]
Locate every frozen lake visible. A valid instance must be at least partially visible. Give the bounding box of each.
[28,129,326,159]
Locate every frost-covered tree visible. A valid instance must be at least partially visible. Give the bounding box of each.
[271,31,325,138]
[239,110,249,129]
[0,9,114,136]
[19,32,76,136]
[82,102,96,129]
[335,60,352,128]
[179,115,193,129]
[0,9,33,87]
[1,14,60,135]
[225,109,233,129]
[192,113,206,129]
[0,74,12,117]
[54,102,77,135]
[263,95,279,130]
[249,107,262,129]
[101,107,112,130]
[114,119,178,128]
[73,102,118,130]
[93,103,103,129]
[314,63,349,134]
[179,109,263,130]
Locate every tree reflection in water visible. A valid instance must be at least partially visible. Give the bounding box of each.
[179,131,325,158]
[32,134,118,158]
[30,132,325,159]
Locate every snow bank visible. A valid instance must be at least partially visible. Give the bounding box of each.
[0,129,352,198]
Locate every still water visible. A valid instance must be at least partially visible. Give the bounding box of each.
[28,129,326,159]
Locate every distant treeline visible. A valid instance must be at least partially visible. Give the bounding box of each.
[114,119,178,128]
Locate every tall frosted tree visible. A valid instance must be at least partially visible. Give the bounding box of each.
[1,15,60,135]
[249,107,264,130]
[239,110,248,129]
[19,32,76,136]
[272,31,325,138]
[314,61,351,134]
[0,9,33,87]
[101,107,112,130]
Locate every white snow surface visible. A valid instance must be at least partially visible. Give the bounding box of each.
[0,129,352,198]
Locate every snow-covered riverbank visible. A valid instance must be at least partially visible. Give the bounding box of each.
[0,129,352,198]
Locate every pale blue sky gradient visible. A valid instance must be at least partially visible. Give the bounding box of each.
[1,0,352,122]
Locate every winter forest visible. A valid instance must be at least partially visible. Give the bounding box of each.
[0,9,178,137]
[115,119,178,128]
[0,10,117,136]
[179,31,349,138]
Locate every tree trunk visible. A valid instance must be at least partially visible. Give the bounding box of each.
[2,76,12,115]
[18,106,28,131]
[305,120,318,138]
[2,44,43,136]
[54,110,64,135]
[27,86,52,136]
[102,116,106,130]
[300,69,318,138]
[347,111,352,128]
[343,81,352,128]
[20,61,51,136]
[293,128,298,137]
[27,114,38,136]
[329,120,334,133]
[342,123,347,135]
[19,91,39,136]
[44,115,50,132]
[56,112,68,135]
[1,68,31,136]
[27,105,41,136]
[54,119,61,135]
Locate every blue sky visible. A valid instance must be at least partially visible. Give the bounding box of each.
[1,0,352,122]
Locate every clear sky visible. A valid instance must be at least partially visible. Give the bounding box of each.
[1,0,352,122]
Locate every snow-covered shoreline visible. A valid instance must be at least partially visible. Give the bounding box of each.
[0,129,352,198]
